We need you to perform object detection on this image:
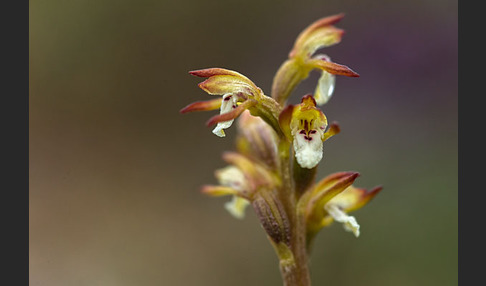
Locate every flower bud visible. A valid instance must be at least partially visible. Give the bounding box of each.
[252,193,291,245]
[236,111,279,170]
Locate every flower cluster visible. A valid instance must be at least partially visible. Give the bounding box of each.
[180,14,381,286]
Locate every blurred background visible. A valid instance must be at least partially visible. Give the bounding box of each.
[30,0,457,285]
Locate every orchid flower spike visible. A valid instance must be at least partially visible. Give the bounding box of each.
[181,16,383,285]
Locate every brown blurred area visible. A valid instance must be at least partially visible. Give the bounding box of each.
[30,0,457,285]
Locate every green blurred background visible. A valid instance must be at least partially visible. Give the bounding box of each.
[29,0,457,285]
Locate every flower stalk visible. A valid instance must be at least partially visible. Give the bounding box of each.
[180,14,382,286]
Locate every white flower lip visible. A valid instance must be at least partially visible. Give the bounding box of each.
[291,126,324,169]
[224,196,250,219]
[313,54,336,106]
[216,166,247,191]
[324,204,360,237]
[212,94,238,137]
[216,166,250,219]
[314,71,335,105]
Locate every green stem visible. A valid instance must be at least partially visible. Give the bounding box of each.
[273,236,311,286]
[291,200,312,286]
[274,139,312,286]
[293,157,317,198]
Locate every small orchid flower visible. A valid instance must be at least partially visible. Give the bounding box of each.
[217,166,251,219]
[180,68,262,137]
[301,171,382,240]
[272,14,359,105]
[279,95,339,169]
[201,165,251,219]
[322,185,383,237]
[201,151,280,219]
[289,96,327,169]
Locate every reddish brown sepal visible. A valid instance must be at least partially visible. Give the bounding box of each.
[312,60,360,77]
[179,98,221,113]
[205,99,256,127]
[189,68,245,78]
[303,13,345,34]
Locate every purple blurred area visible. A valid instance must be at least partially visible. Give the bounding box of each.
[30,0,457,285]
